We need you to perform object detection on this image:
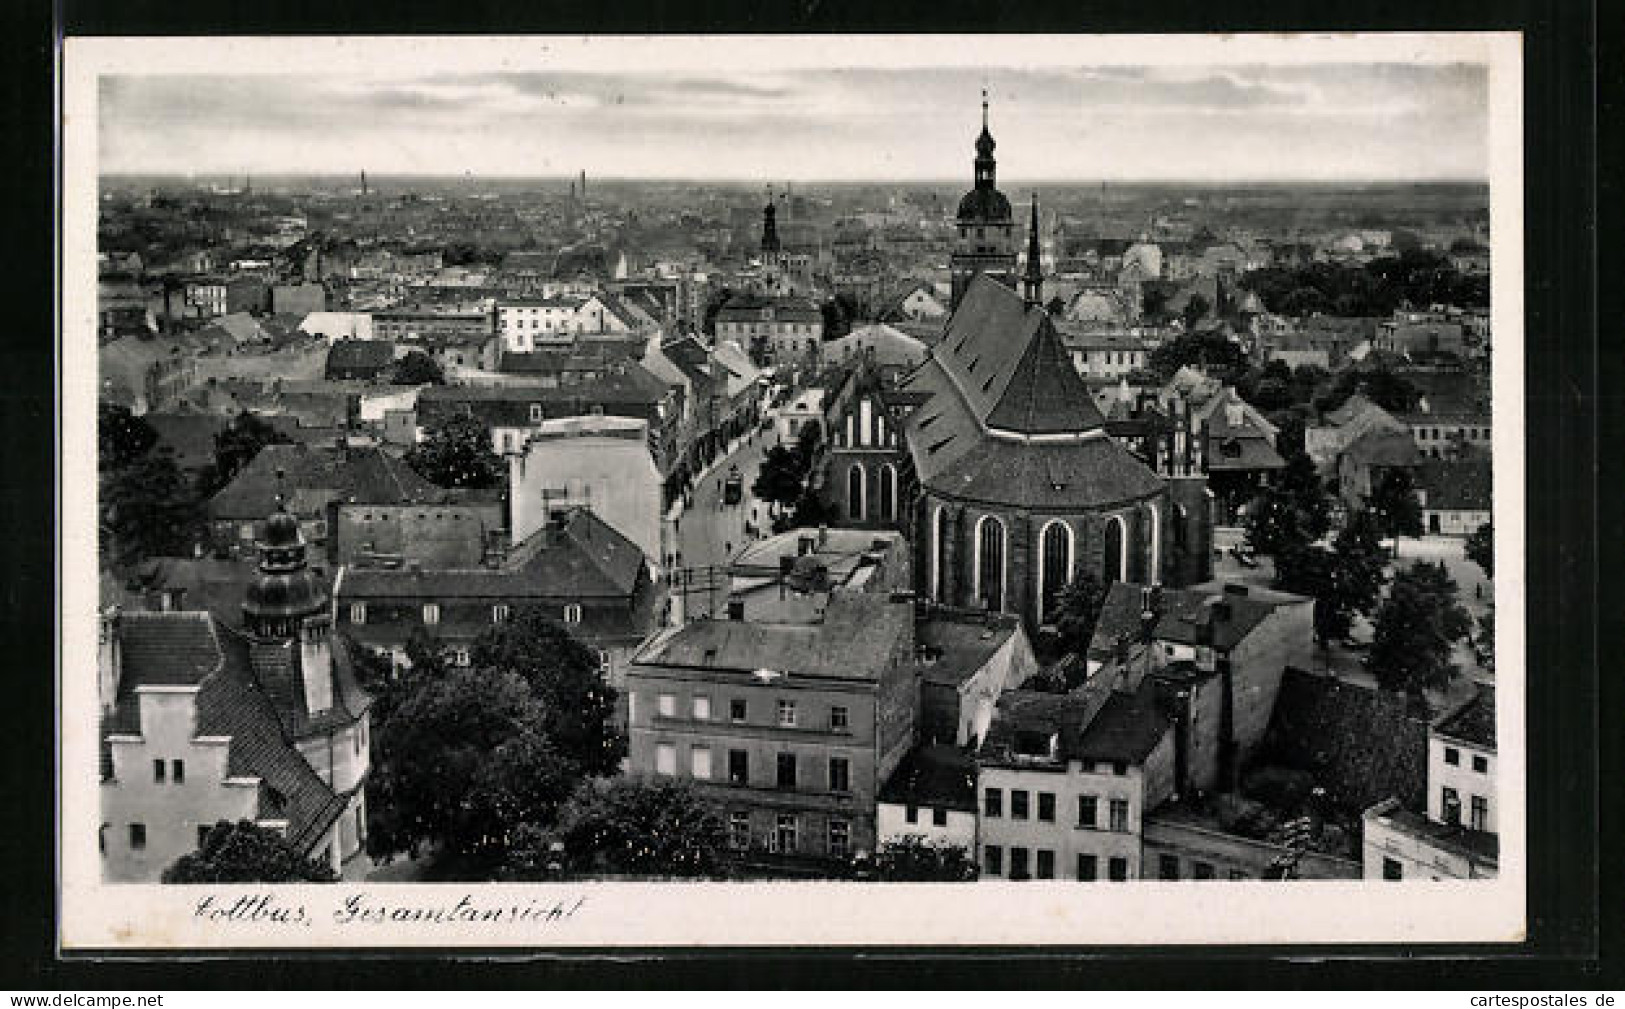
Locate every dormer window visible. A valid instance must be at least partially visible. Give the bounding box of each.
[423,603,440,626]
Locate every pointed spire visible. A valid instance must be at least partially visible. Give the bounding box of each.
[982,87,989,129]
[1023,194,1044,308]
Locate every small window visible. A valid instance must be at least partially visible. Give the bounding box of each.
[728,749,748,785]
[691,745,713,780]
[563,604,582,624]
[828,819,851,858]
[657,693,676,718]
[655,742,676,776]
[451,648,471,667]
[730,699,747,723]
[1444,746,1460,765]
[984,844,1003,877]
[776,752,798,790]
[1442,786,1461,825]
[932,807,948,827]
[1109,799,1129,832]
[153,759,166,784]
[777,700,797,727]
[129,824,146,850]
[171,759,184,784]
[422,603,440,626]
[1112,761,1128,776]
[1009,847,1030,881]
[350,603,367,625]
[1472,754,1488,773]
[1077,853,1098,881]
[492,604,510,623]
[905,804,919,824]
[774,814,799,853]
[1194,861,1216,880]
[1108,857,1128,882]
[692,695,712,721]
[1038,792,1056,823]
[1382,857,1404,881]
[1036,850,1055,880]
[984,787,1003,818]
[1471,795,1488,831]
[1011,790,1030,821]
[830,705,849,731]
[1158,854,1181,880]
[1078,795,1098,829]
[197,824,211,850]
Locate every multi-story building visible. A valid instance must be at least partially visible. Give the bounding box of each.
[975,673,1175,881]
[1059,328,1151,380]
[1363,685,1497,880]
[713,295,825,366]
[334,506,661,690]
[624,593,917,869]
[99,505,373,882]
[507,415,665,568]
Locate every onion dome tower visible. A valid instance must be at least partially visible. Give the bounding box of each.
[242,484,328,639]
[950,90,1017,311]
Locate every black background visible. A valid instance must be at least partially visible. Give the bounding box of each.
[3,0,1606,989]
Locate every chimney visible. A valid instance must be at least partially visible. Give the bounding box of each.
[97,607,122,713]
[298,615,335,714]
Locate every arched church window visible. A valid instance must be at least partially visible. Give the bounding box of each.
[847,463,866,521]
[975,515,1006,613]
[932,505,949,602]
[1039,520,1073,622]
[1103,515,1127,584]
[879,465,896,522]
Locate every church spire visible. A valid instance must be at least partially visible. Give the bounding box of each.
[1023,194,1044,309]
[974,90,997,187]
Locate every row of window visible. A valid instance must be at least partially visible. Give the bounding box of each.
[983,845,1131,881]
[983,788,1130,831]
[653,743,851,793]
[1417,426,1490,441]
[727,812,851,857]
[1442,747,1490,773]
[652,694,849,732]
[350,602,579,627]
[1156,854,1242,880]
[1440,787,1491,831]
[151,759,184,785]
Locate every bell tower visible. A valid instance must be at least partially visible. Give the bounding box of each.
[950,91,1017,311]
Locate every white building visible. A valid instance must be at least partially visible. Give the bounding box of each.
[1362,685,1497,880]
[876,743,979,852]
[508,415,664,567]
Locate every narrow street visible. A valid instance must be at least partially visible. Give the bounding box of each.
[668,426,777,621]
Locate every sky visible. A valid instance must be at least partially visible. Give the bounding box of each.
[96,42,1492,182]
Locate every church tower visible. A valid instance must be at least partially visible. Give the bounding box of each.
[1022,194,1044,309]
[242,485,335,715]
[950,91,1017,311]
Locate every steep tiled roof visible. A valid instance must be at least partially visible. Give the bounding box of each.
[209,443,451,519]
[339,508,646,602]
[325,339,397,376]
[1260,667,1428,811]
[981,677,1170,766]
[1434,684,1495,750]
[143,412,227,471]
[878,743,977,811]
[916,614,1021,688]
[1089,582,1301,658]
[116,611,224,688]
[1414,458,1493,512]
[1343,427,1423,467]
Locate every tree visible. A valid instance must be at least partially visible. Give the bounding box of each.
[367,667,577,861]
[1367,560,1473,704]
[873,836,978,881]
[1275,512,1386,647]
[98,402,157,470]
[1180,292,1212,331]
[1331,508,1390,620]
[820,298,852,341]
[1473,609,1495,673]
[548,778,727,878]
[1367,467,1423,552]
[405,412,503,489]
[471,606,625,777]
[391,350,445,386]
[101,448,203,567]
[752,443,809,512]
[196,410,292,499]
[1141,285,1172,322]
[1147,329,1249,385]
[1051,571,1110,658]
[1465,522,1493,578]
[162,820,337,883]
[1314,366,1421,416]
[1243,453,1330,559]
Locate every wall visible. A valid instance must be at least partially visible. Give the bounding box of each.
[100,688,261,882]
[1361,806,1496,881]
[624,663,881,860]
[1428,735,1496,832]
[876,802,976,850]
[509,435,663,564]
[1423,507,1491,536]
[1225,595,1315,766]
[1143,815,1360,881]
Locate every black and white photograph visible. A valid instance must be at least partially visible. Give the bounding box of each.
[59,32,1526,949]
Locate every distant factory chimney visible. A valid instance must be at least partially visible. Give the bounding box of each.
[580,169,587,200]
[360,169,368,196]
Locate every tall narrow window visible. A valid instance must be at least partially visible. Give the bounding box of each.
[776,752,797,789]
[975,515,1006,613]
[171,759,184,784]
[847,464,866,521]
[655,742,676,776]
[828,819,851,858]
[774,814,799,854]
[879,464,896,522]
[1103,515,1126,584]
[1039,521,1073,622]
[129,824,146,850]
[152,759,166,784]
[932,506,949,602]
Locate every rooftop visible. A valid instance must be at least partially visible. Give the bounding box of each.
[1434,683,1495,750]
[877,743,978,811]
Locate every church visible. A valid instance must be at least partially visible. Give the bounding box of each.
[886,99,1213,632]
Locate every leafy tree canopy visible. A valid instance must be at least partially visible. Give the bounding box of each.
[1465,522,1493,579]
[1367,467,1424,546]
[162,820,337,883]
[391,350,446,386]
[196,410,292,499]
[404,412,503,489]
[102,448,203,567]
[99,402,158,470]
[1367,560,1473,705]
[872,836,978,881]
[1051,571,1111,657]
[1147,329,1249,386]
[551,778,727,878]
[1243,452,1331,559]
[470,606,626,777]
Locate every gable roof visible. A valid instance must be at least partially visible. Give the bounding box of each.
[981,677,1170,766]
[1089,581,1303,658]
[208,443,451,519]
[878,743,977,811]
[325,339,397,375]
[1414,458,1493,511]
[1434,684,1495,750]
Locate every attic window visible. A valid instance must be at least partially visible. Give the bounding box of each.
[1014,730,1051,758]
[982,374,996,394]
[967,357,980,375]
[918,414,939,431]
[928,436,954,455]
